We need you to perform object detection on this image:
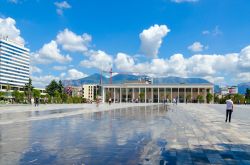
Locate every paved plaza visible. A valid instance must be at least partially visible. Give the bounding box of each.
[0,103,250,165]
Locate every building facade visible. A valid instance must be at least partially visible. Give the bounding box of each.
[102,83,214,103]
[0,36,30,91]
[82,84,98,101]
[220,86,238,95]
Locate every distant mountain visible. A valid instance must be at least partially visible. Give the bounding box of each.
[238,82,250,94]
[62,73,211,86]
[153,76,210,84]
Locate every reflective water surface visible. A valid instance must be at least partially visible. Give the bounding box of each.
[0,105,171,165]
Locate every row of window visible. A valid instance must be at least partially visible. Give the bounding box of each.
[0,41,29,53]
[0,70,29,78]
[0,48,29,62]
[0,59,29,69]
[0,54,29,66]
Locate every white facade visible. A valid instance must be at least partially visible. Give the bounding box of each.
[0,37,30,90]
[82,84,98,101]
[102,83,214,103]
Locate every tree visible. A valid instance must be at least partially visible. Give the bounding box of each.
[206,93,213,103]
[24,78,34,103]
[46,80,59,97]
[54,90,62,103]
[186,94,191,103]
[245,88,250,99]
[197,95,204,103]
[58,80,64,94]
[12,90,24,103]
[214,94,220,104]
[139,92,145,102]
[33,89,41,98]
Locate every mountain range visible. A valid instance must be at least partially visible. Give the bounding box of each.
[62,73,250,94]
[62,73,211,86]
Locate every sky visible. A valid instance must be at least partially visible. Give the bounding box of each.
[0,0,250,87]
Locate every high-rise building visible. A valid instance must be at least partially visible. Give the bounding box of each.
[0,36,30,91]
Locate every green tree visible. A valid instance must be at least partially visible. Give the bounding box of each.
[58,80,64,94]
[46,80,59,97]
[33,89,41,98]
[0,92,4,99]
[206,93,213,103]
[54,90,62,103]
[214,94,220,104]
[24,78,34,103]
[245,88,250,99]
[197,95,204,103]
[186,94,191,103]
[139,92,145,102]
[61,93,68,103]
[12,90,24,103]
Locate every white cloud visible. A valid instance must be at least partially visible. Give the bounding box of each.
[31,40,72,64]
[188,42,204,52]
[32,75,60,88]
[54,1,71,15]
[65,69,88,80]
[238,45,250,70]
[113,45,250,84]
[56,28,91,53]
[80,50,113,71]
[0,17,24,44]
[30,66,42,74]
[139,24,170,58]
[171,0,199,3]
[114,53,135,72]
[53,65,67,71]
[202,26,222,36]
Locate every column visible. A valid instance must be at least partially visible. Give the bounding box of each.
[145,87,147,103]
[113,88,116,103]
[132,88,135,102]
[198,88,200,103]
[164,88,166,100]
[139,88,141,102]
[184,88,186,103]
[158,88,160,103]
[171,88,173,103]
[102,87,105,103]
[151,88,153,103]
[120,88,122,103]
[177,88,180,103]
[191,88,193,103]
[126,88,128,102]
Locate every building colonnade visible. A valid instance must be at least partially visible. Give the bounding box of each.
[102,84,214,103]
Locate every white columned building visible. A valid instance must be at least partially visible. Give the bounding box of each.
[101,83,214,103]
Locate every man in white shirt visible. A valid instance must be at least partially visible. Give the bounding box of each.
[225,98,234,122]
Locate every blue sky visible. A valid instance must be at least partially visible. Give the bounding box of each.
[0,0,250,87]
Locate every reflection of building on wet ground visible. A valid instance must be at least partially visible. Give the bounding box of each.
[101,83,214,103]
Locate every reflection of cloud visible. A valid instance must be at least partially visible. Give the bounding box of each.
[0,116,30,165]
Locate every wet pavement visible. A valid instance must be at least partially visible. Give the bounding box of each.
[0,104,250,165]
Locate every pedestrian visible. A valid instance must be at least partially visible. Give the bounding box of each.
[225,98,234,123]
[35,97,39,107]
[176,97,178,105]
[244,100,247,105]
[108,97,112,105]
[96,97,99,107]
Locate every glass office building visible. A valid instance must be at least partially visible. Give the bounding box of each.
[0,36,30,91]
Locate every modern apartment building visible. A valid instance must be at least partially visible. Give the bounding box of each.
[0,36,30,91]
[82,84,98,101]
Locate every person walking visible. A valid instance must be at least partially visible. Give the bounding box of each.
[225,98,234,123]
[108,97,112,105]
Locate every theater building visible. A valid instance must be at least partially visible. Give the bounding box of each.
[101,82,214,103]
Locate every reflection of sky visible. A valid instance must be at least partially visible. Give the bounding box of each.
[0,105,172,165]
